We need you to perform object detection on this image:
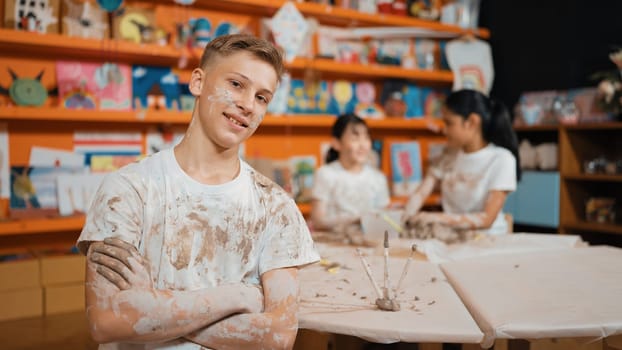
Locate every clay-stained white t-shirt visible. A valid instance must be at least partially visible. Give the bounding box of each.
[430,144,516,235]
[78,148,320,350]
[311,161,390,222]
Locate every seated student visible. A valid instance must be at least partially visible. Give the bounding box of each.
[77,34,319,349]
[311,113,390,236]
[402,89,520,235]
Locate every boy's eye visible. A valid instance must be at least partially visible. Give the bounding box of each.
[230,80,242,88]
[257,95,269,104]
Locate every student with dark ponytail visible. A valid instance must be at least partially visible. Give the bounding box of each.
[402,89,520,235]
[311,113,390,234]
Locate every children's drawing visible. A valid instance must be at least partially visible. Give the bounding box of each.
[290,156,316,203]
[10,0,58,33]
[0,68,50,106]
[390,142,422,197]
[63,0,108,39]
[132,66,181,110]
[57,61,131,110]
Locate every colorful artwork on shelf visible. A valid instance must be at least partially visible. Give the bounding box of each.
[146,127,185,155]
[287,79,330,114]
[267,73,291,115]
[421,87,448,118]
[5,0,60,33]
[0,123,9,198]
[62,0,108,40]
[57,173,106,216]
[132,66,181,111]
[90,155,142,172]
[446,38,494,94]
[415,39,436,70]
[112,5,157,44]
[354,81,384,119]
[269,2,309,62]
[73,131,143,165]
[403,84,423,118]
[246,157,294,197]
[390,141,422,197]
[57,61,132,111]
[153,4,252,52]
[0,58,57,107]
[290,155,316,204]
[9,165,85,218]
[287,79,364,115]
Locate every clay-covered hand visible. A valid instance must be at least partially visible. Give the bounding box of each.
[410,212,442,226]
[89,237,152,291]
[238,283,264,314]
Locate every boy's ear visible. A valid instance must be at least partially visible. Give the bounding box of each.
[330,137,341,152]
[188,68,204,96]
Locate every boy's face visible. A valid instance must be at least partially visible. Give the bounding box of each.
[190,51,278,150]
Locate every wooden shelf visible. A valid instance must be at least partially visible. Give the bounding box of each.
[290,58,453,83]
[194,0,490,38]
[0,106,191,124]
[0,215,85,237]
[563,221,622,235]
[563,173,622,182]
[263,114,443,131]
[0,29,454,83]
[513,124,560,132]
[0,107,444,131]
[514,122,622,132]
[0,28,183,66]
[563,122,622,130]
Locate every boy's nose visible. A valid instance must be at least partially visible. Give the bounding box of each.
[236,91,255,114]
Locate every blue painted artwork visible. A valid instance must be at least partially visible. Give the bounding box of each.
[132,66,181,111]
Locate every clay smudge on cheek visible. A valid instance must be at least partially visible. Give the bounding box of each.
[248,113,264,130]
[207,87,235,107]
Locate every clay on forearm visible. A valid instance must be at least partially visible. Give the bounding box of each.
[186,268,299,350]
[85,240,263,344]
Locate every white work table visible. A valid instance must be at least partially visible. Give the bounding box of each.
[298,243,484,345]
[440,245,622,348]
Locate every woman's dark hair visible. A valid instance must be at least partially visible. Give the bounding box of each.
[325,113,368,164]
[445,89,521,181]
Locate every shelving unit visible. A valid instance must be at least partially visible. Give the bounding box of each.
[513,123,622,238]
[0,0,476,251]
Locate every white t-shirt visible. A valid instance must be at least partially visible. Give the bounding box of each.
[78,148,320,350]
[430,144,516,235]
[311,161,390,222]
[446,38,494,95]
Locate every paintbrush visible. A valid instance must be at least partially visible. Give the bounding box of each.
[383,230,390,300]
[356,248,383,300]
[394,244,417,296]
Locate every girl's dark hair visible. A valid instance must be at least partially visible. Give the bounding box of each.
[325,113,368,164]
[445,89,521,181]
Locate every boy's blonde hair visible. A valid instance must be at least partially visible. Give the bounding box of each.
[199,34,284,82]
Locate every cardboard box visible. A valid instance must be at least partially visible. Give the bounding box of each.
[40,255,86,286]
[0,287,43,321]
[44,283,85,315]
[0,259,40,292]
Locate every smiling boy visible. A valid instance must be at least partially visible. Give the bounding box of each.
[77,34,319,350]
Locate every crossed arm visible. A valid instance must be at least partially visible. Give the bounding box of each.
[85,238,299,349]
[402,174,509,230]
